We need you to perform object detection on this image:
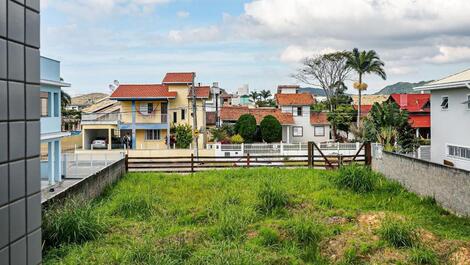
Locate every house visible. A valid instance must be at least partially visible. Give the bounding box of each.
[231,84,254,106]
[415,69,470,171]
[204,82,229,128]
[352,94,389,117]
[40,57,71,185]
[387,94,431,138]
[81,72,209,150]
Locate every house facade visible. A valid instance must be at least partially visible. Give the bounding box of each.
[40,57,71,185]
[415,69,470,171]
[387,93,431,139]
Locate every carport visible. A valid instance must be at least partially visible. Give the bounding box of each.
[82,127,115,150]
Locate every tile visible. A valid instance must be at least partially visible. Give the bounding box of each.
[8,81,25,120]
[25,8,40,48]
[0,205,8,249]
[0,81,6,121]
[26,0,39,12]
[0,164,7,206]
[0,0,6,37]
[26,157,39,195]
[0,122,7,163]
[27,194,40,232]
[10,237,26,265]
[0,39,6,79]
[25,85,40,120]
[10,199,26,242]
[9,160,25,201]
[26,121,40,157]
[8,41,25,82]
[25,47,39,84]
[9,121,25,161]
[7,1,25,43]
[27,229,41,265]
[0,246,9,265]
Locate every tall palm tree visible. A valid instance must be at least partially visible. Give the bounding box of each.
[346,48,386,126]
[61,90,72,110]
[249,91,260,103]
[259,89,272,100]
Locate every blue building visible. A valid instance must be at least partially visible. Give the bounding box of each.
[40,57,71,185]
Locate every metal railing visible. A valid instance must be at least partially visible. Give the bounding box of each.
[81,113,169,124]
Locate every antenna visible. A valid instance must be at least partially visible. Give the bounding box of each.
[114,80,120,87]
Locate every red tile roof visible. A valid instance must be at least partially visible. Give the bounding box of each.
[275,93,315,106]
[409,115,430,128]
[389,94,430,112]
[110,84,177,99]
[353,104,373,116]
[310,112,329,125]
[162,72,194,84]
[220,106,294,125]
[187,86,210,99]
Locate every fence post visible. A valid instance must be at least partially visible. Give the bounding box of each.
[125,154,129,172]
[307,142,313,168]
[280,142,284,155]
[247,153,250,168]
[241,143,245,154]
[365,142,372,166]
[191,153,194,173]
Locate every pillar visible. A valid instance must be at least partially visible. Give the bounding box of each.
[167,100,171,149]
[48,142,55,185]
[55,140,61,183]
[108,128,112,150]
[131,100,136,149]
[286,126,290,144]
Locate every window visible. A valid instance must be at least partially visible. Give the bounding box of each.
[53,92,59,117]
[145,130,161,140]
[181,109,186,120]
[293,126,303,137]
[466,95,470,110]
[314,126,325,136]
[441,96,449,110]
[40,92,49,117]
[448,145,470,160]
[296,107,303,116]
[140,102,153,115]
[173,112,177,123]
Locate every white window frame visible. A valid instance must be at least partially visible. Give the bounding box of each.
[145,129,161,141]
[293,126,303,137]
[314,126,325,137]
[441,95,449,110]
[447,144,470,160]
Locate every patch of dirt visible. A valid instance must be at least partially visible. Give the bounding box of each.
[357,212,386,230]
[326,216,350,225]
[247,230,258,239]
[368,248,407,265]
[449,246,470,265]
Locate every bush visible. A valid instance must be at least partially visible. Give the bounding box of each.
[43,200,105,248]
[256,181,290,214]
[235,114,257,143]
[230,134,244,144]
[174,124,193,148]
[260,115,282,143]
[257,227,281,247]
[334,164,376,193]
[409,247,438,265]
[378,219,417,248]
[210,127,228,142]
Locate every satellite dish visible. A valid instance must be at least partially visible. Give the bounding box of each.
[114,80,120,87]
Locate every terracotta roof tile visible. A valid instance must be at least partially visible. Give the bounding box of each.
[187,86,210,99]
[162,72,194,84]
[389,94,430,112]
[110,84,177,99]
[310,112,329,125]
[409,115,430,128]
[220,106,294,125]
[275,93,315,106]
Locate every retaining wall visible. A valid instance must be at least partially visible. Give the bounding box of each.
[372,151,470,217]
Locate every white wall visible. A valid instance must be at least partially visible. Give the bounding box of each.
[430,87,470,171]
[281,105,330,143]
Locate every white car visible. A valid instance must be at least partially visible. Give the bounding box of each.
[91,139,107,149]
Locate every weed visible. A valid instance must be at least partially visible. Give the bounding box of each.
[111,193,156,220]
[378,218,418,248]
[318,197,334,208]
[42,200,105,248]
[409,247,438,265]
[285,217,325,247]
[215,207,254,240]
[256,180,290,214]
[334,164,375,193]
[339,246,363,265]
[257,227,281,247]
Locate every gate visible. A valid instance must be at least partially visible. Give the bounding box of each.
[307,142,371,169]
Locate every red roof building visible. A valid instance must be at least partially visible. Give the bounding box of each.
[187,86,210,99]
[310,112,329,125]
[220,106,294,125]
[110,84,177,99]
[388,94,431,138]
[162,72,195,84]
[275,93,315,106]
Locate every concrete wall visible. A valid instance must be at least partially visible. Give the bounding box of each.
[42,159,126,208]
[430,87,470,171]
[372,151,470,217]
[0,0,42,264]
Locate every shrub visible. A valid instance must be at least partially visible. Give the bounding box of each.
[256,181,290,214]
[260,115,282,143]
[43,200,105,248]
[230,134,244,144]
[409,247,438,265]
[257,227,281,247]
[334,164,375,193]
[378,219,417,248]
[235,114,257,143]
[112,193,155,220]
[174,123,193,148]
[210,127,228,142]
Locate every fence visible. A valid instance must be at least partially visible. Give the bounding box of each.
[126,142,371,173]
[62,152,125,179]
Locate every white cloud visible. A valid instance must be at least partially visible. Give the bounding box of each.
[428,46,470,64]
[177,10,190,18]
[280,45,337,63]
[167,26,221,43]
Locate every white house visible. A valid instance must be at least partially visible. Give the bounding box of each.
[415,69,470,171]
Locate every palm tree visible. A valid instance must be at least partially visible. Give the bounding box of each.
[61,90,72,110]
[249,91,260,103]
[346,48,386,126]
[259,89,272,100]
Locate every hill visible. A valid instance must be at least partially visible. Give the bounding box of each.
[299,87,326,96]
[375,81,432,95]
[71,93,108,107]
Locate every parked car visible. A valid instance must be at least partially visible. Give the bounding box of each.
[91,139,107,149]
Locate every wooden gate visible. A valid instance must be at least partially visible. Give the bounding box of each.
[307,142,371,169]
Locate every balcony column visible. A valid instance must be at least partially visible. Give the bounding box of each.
[131,100,136,150]
[108,128,112,150]
[48,141,55,185]
[167,100,171,149]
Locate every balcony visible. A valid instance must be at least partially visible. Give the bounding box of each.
[81,113,120,125]
[81,113,169,130]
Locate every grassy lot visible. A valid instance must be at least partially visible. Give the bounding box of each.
[43,168,470,265]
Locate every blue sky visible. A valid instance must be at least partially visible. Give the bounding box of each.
[41,0,470,96]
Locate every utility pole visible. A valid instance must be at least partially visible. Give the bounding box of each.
[191,73,199,158]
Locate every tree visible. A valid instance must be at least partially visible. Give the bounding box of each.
[230,134,244,144]
[61,90,72,110]
[346,48,386,126]
[327,105,355,140]
[249,91,260,103]
[397,122,420,153]
[259,90,272,100]
[209,127,228,142]
[235,114,257,143]
[174,124,193,148]
[260,115,282,143]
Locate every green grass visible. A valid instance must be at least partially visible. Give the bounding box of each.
[43,168,470,264]
[378,218,418,248]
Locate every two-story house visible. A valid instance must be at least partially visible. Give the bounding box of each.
[387,93,431,139]
[415,69,470,171]
[40,57,71,185]
[81,72,209,150]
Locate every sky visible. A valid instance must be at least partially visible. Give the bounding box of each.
[41,0,470,96]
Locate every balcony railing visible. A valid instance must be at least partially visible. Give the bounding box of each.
[81,113,169,124]
[82,113,120,122]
